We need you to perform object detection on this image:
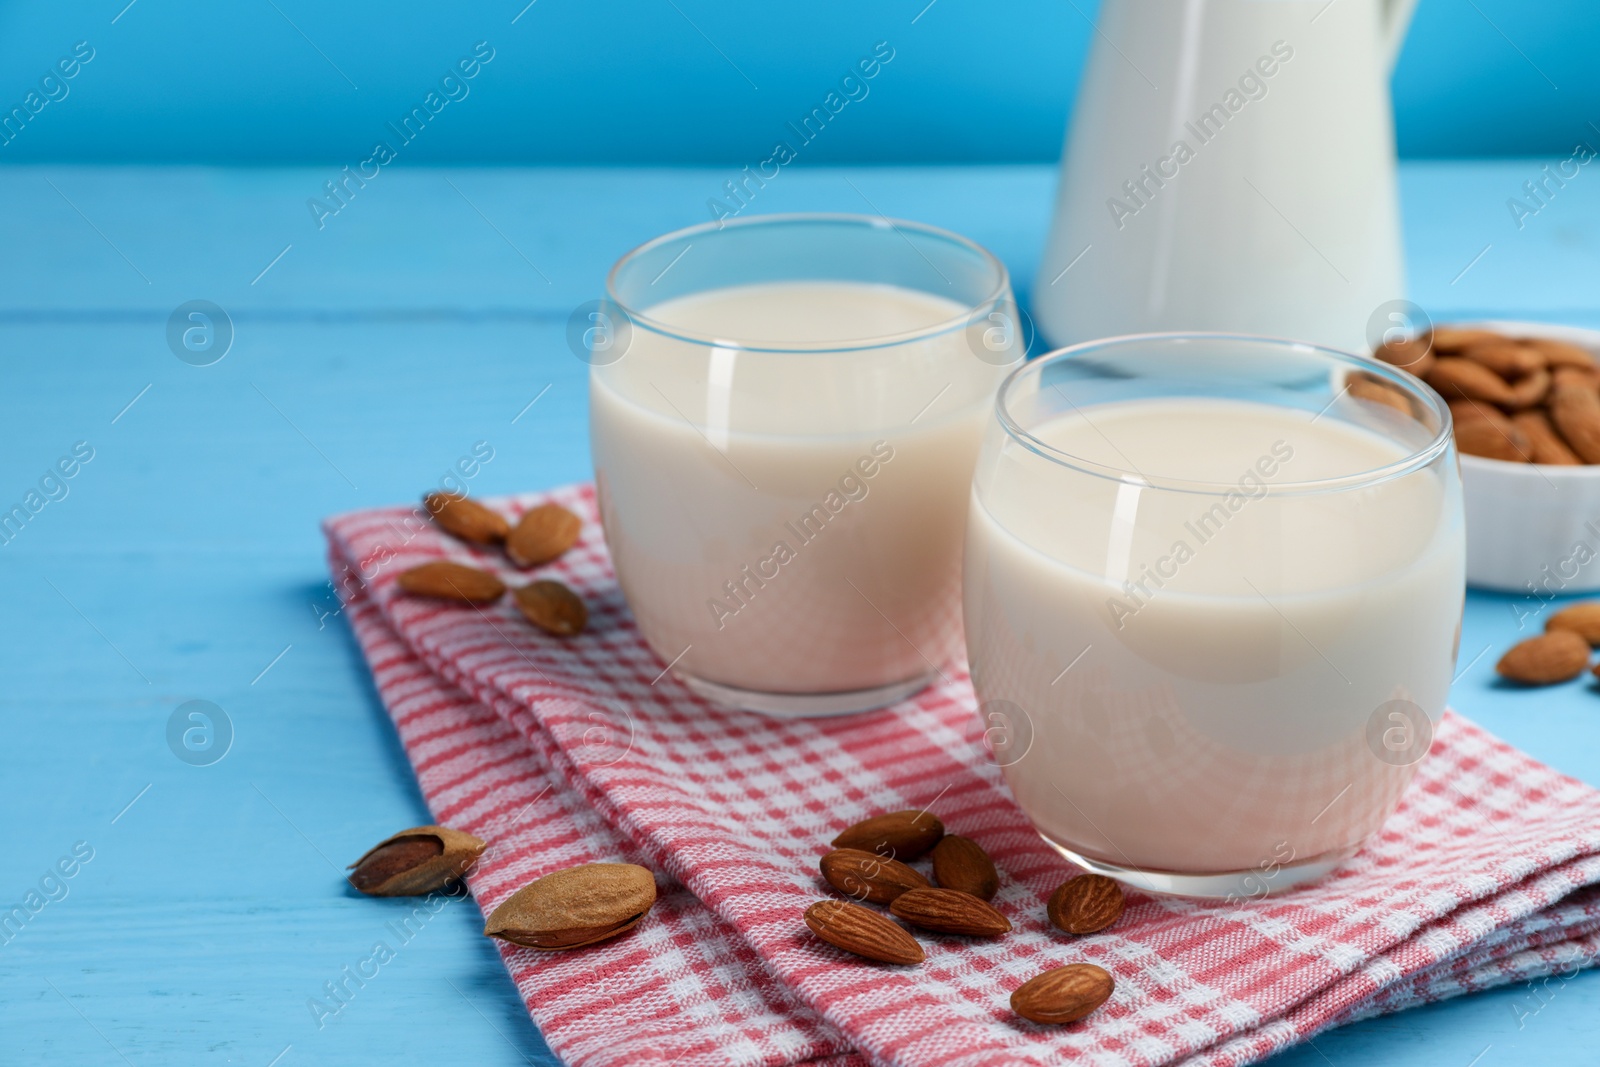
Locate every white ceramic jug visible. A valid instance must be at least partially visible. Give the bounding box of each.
[1033,0,1419,353]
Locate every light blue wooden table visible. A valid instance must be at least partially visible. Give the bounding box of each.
[2,163,1597,1066]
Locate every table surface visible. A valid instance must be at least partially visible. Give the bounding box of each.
[3,161,1598,1067]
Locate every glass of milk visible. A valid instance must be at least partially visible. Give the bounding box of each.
[966,334,1463,897]
[591,214,1021,716]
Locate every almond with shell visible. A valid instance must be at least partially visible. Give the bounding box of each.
[819,848,927,905]
[831,810,944,861]
[348,826,486,896]
[424,492,510,545]
[485,863,656,950]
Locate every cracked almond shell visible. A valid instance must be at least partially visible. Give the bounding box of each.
[348,825,486,896]
[485,863,656,951]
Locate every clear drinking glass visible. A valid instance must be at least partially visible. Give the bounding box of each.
[965,334,1463,897]
[590,213,1022,716]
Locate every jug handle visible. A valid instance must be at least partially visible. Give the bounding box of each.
[1382,0,1420,71]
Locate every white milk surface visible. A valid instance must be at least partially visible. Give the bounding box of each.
[965,397,1463,874]
[592,281,1005,695]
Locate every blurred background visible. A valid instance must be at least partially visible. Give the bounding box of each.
[0,0,1595,165]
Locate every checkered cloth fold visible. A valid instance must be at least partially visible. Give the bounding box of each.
[326,485,1600,1067]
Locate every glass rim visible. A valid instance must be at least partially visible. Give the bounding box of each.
[996,331,1456,497]
[604,212,1012,354]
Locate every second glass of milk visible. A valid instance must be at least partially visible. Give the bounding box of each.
[966,334,1463,897]
[591,214,1020,716]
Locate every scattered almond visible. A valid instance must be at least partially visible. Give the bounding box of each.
[514,580,588,636]
[507,503,583,568]
[424,492,509,545]
[1495,631,1590,685]
[819,848,928,905]
[832,810,944,861]
[1512,410,1581,465]
[1010,963,1114,1025]
[930,835,999,901]
[1546,602,1600,646]
[1047,874,1126,935]
[397,561,507,603]
[485,863,656,950]
[804,899,924,965]
[889,887,1011,938]
[349,825,486,896]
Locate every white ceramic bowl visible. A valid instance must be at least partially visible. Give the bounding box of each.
[1452,321,1600,593]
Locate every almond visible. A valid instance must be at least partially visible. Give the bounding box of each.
[1461,340,1546,379]
[1526,337,1597,369]
[1048,874,1126,935]
[1372,338,1434,377]
[397,561,507,603]
[506,503,583,568]
[804,899,924,965]
[485,863,656,950]
[1428,327,1503,354]
[514,580,588,636]
[348,825,486,896]
[1453,412,1529,462]
[1010,963,1114,1025]
[1347,373,1413,416]
[1505,367,1551,410]
[1512,410,1581,465]
[931,834,999,901]
[1552,365,1600,391]
[819,848,928,905]
[1424,358,1516,406]
[1549,383,1600,463]
[424,492,509,545]
[1546,602,1600,646]
[1495,631,1590,685]
[889,887,1011,937]
[831,810,944,861]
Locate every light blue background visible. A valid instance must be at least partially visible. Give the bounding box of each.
[0,0,1595,165]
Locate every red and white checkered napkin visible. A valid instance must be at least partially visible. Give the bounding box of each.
[327,485,1600,1067]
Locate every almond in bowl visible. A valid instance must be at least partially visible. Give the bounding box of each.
[1374,322,1600,593]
